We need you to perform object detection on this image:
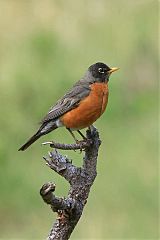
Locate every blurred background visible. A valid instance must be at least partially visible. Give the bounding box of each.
[0,0,158,239]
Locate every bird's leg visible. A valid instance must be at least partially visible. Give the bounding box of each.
[66,128,90,152]
[77,130,87,140]
[67,128,78,142]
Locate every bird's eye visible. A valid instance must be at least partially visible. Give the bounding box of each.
[98,67,105,73]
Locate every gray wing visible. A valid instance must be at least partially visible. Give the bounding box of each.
[41,81,91,124]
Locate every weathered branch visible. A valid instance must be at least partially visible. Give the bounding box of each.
[40,126,101,240]
[42,139,93,150]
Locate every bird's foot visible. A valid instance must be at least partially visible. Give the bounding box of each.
[75,138,92,153]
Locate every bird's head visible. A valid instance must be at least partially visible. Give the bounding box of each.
[88,62,119,83]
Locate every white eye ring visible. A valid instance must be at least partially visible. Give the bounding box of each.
[98,67,105,73]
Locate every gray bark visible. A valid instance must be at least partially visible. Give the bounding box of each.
[40,126,101,240]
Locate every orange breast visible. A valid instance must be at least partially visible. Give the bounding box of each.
[60,82,109,130]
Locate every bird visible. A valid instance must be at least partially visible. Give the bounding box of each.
[18,62,119,151]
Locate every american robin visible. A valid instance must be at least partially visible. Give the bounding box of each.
[18,62,119,151]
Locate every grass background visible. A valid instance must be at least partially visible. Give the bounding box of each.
[0,0,158,239]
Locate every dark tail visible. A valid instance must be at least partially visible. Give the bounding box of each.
[18,121,58,151]
[18,131,42,151]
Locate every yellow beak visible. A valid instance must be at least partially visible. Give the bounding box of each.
[108,67,119,73]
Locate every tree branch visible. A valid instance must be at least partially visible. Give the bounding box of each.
[42,139,93,150]
[40,126,101,240]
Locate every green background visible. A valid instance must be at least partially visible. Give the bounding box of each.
[0,0,158,239]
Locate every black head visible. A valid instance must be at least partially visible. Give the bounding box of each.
[88,62,119,83]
